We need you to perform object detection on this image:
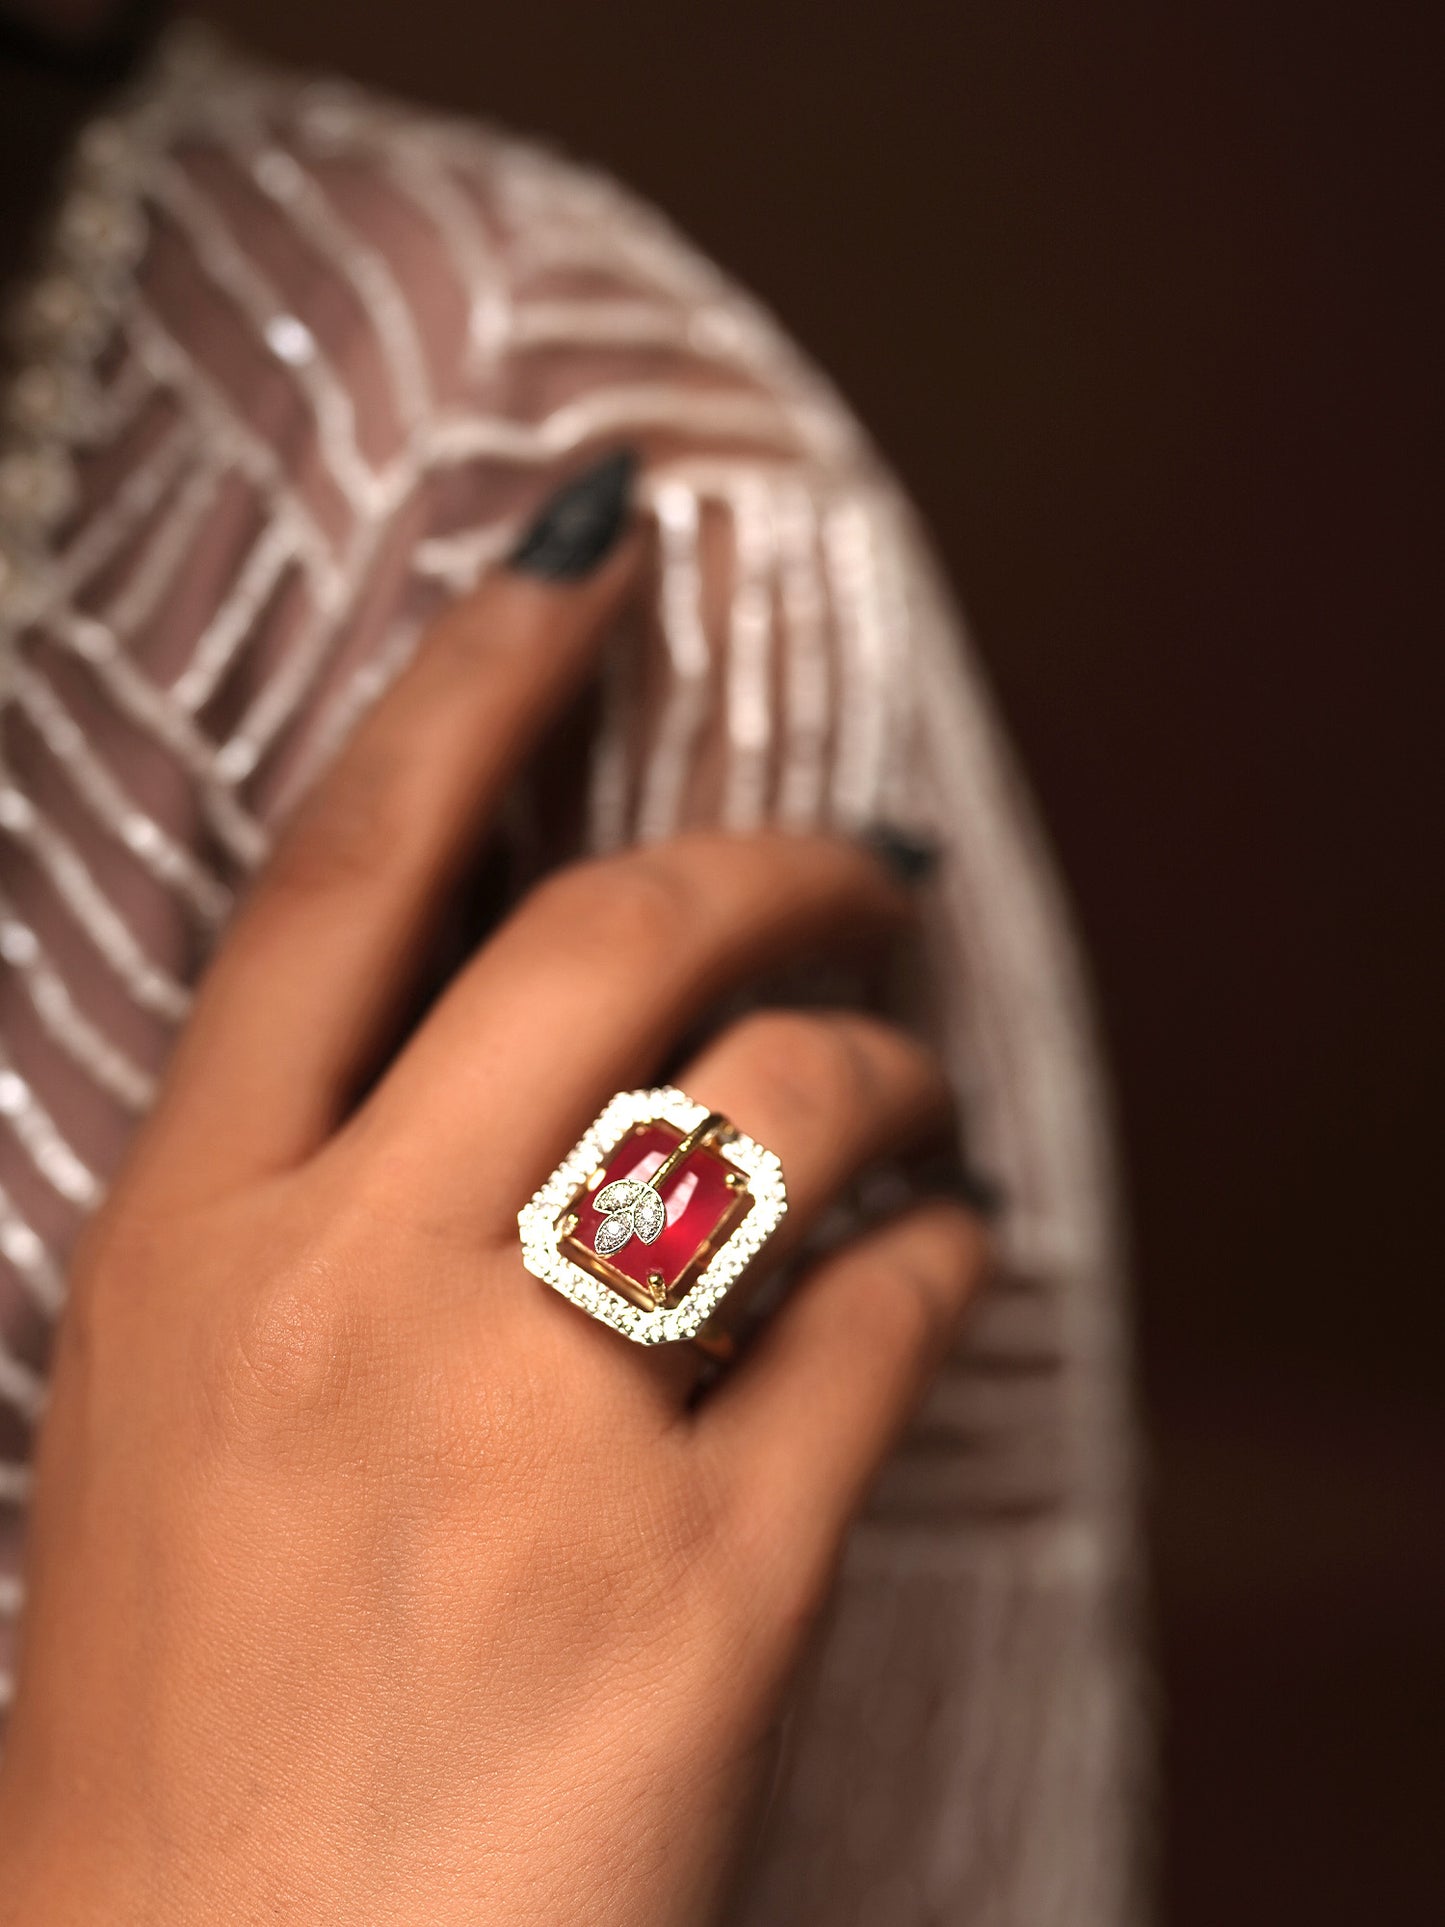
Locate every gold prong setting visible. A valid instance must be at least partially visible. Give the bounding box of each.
[517,1087,787,1344]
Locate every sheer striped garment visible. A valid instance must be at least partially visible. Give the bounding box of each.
[0,28,1144,1924]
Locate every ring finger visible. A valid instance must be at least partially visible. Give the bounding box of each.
[352,831,914,1225]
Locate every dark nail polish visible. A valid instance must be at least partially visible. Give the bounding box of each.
[912,1146,1007,1220]
[508,448,638,581]
[859,824,942,888]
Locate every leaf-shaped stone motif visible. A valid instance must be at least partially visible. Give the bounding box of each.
[631,1187,665,1244]
[594,1213,633,1257]
[594,1178,646,1218]
[591,1167,668,1257]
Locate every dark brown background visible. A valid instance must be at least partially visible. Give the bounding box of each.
[3,3,1441,1919]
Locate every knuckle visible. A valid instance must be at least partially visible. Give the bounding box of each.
[528,848,697,955]
[218,1274,362,1420]
[260,743,417,899]
[59,1204,177,1367]
[203,1244,412,1445]
[725,1009,894,1131]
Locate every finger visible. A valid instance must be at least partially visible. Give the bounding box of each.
[701,1200,987,1563]
[147,451,642,1183]
[678,1009,953,1257]
[357,831,913,1220]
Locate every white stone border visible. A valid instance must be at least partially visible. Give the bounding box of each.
[517,1086,787,1344]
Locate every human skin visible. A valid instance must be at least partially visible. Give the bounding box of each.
[0,519,985,1923]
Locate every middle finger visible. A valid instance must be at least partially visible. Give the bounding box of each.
[351,830,910,1225]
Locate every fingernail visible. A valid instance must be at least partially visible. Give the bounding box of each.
[858,824,942,888]
[507,447,639,581]
[912,1146,1007,1220]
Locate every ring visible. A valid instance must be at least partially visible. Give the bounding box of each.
[518,1088,788,1346]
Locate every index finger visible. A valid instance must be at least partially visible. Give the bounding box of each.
[145,450,643,1189]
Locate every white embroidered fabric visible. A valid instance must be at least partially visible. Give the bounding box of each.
[0,28,1144,1923]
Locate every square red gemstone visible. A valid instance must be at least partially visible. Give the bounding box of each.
[561,1122,752,1307]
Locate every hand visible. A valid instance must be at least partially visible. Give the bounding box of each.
[0,466,986,1925]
